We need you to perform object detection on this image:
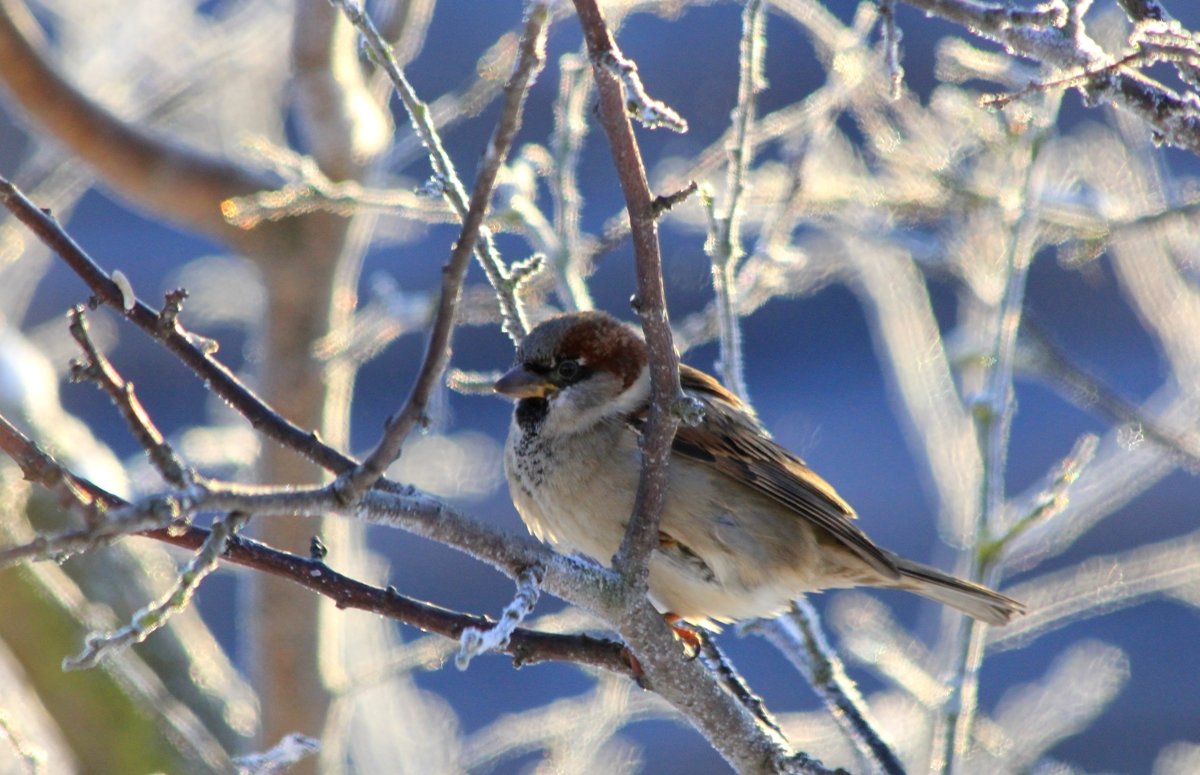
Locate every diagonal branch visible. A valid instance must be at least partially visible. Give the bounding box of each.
[331,0,530,342]
[746,602,906,775]
[66,306,193,487]
[0,413,633,677]
[334,0,551,504]
[0,174,356,476]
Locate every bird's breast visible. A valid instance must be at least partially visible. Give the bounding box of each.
[505,418,638,562]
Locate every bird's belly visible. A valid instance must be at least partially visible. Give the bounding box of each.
[507,428,638,565]
[646,560,808,626]
[507,427,827,627]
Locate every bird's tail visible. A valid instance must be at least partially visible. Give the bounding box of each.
[888,554,1026,625]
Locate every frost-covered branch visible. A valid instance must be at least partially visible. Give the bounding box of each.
[900,0,1200,155]
[704,0,766,400]
[746,601,905,775]
[0,415,634,676]
[63,511,248,670]
[457,567,543,669]
[331,0,531,341]
[66,307,193,487]
[334,0,550,503]
[219,138,453,228]
[233,733,321,775]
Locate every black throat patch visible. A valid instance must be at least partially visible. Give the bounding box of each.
[515,397,549,433]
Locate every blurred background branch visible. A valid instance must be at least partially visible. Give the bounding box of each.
[0,0,1198,773]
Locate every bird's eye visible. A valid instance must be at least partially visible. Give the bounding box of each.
[555,359,581,382]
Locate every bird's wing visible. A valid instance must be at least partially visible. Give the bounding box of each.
[643,365,900,579]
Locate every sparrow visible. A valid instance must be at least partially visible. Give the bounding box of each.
[495,310,1024,628]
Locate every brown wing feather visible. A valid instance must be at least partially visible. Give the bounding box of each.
[671,365,900,579]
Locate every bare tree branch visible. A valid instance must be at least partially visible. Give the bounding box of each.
[0,413,633,677]
[331,0,530,341]
[571,4,833,774]
[899,0,1200,155]
[0,175,353,475]
[334,0,551,504]
[746,602,906,775]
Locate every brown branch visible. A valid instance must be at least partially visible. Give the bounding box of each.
[0,175,357,477]
[0,414,632,677]
[66,306,192,487]
[154,527,631,676]
[651,180,700,219]
[570,4,825,774]
[572,0,682,590]
[335,1,551,504]
[0,0,287,255]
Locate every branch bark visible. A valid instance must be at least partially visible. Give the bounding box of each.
[900,0,1200,156]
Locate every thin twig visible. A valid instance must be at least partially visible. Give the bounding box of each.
[897,0,1200,156]
[233,733,321,775]
[457,566,543,669]
[63,511,250,670]
[745,601,906,775]
[651,180,700,218]
[939,137,1044,773]
[706,0,766,400]
[549,51,595,311]
[0,174,357,476]
[597,50,688,133]
[1020,322,1200,468]
[878,0,905,99]
[0,416,113,532]
[980,50,1147,109]
[696,632,784,738]
[982,433,1099,566]
[334,0,551,504]
[220,137,454,228]
[0,414,634,676]
[1116,0,1169,22]
[330,0,530,341]
[67,306,193,487]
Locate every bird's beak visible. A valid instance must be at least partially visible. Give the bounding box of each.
[494,366,553,399]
